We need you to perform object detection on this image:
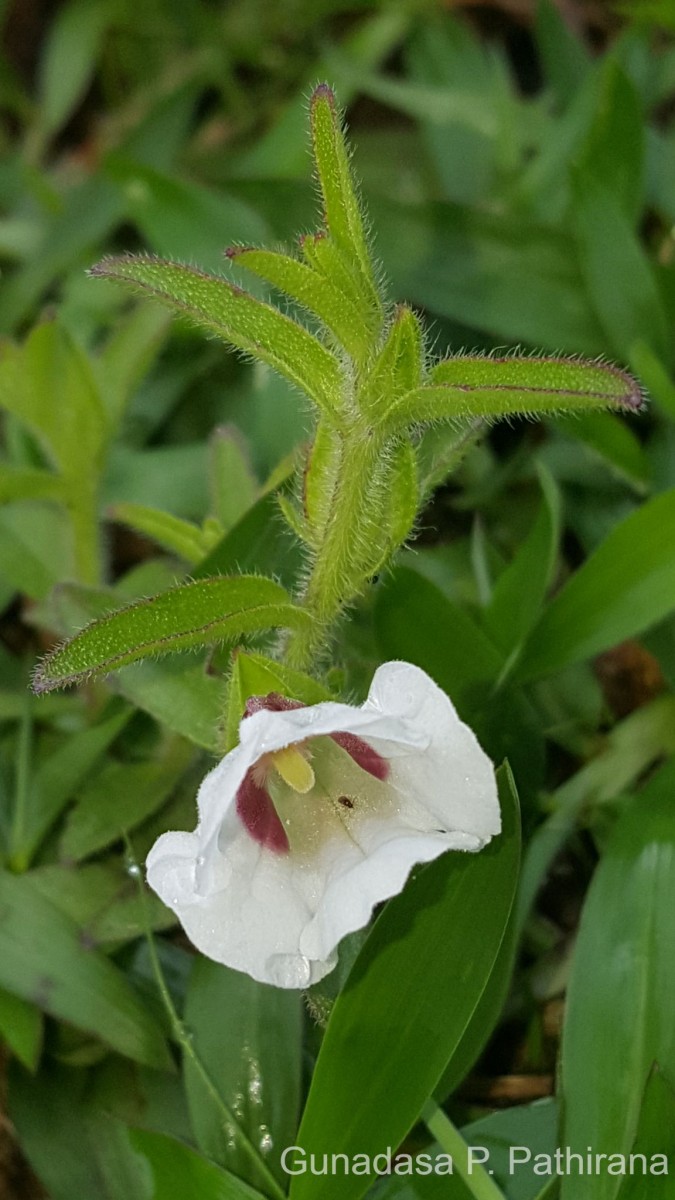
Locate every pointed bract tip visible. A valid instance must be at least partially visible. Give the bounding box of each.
[311,83,335,107]
[31,667,51,695]
[88,253,139,279]
[298,231,326,247]
[224,245,252,260]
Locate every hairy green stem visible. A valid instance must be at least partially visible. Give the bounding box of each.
[284,424,386,670]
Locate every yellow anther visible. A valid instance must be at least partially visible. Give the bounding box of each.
[272,746,315,794]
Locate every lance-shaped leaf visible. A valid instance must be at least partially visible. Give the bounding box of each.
[300,230,374,324]
[109,501,220,565]
[310,85,382,321]
[359,305,423,417]
[384,354,643,429]
[89,255,344,418]
[225,245,370,362]
[33,575,313,693]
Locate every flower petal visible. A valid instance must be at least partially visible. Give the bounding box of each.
[363,661,501,843]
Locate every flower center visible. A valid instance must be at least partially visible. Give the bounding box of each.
[236,725,392,854]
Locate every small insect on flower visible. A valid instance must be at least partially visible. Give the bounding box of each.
[146,661,500,988]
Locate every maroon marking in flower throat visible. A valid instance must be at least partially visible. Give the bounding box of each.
[330,731,390,780]
[236,770,289,853]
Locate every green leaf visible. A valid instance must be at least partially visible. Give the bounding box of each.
[560,758,675,1200]
[461,1099,559,1200]
[386,355,642,429]
[11,702,132,870]
[223,651,332,751]
[30,862,175,946]
[371,195,607,356]
[302,421,342,548]
[0,465,64,504]
[554,410,650,492]
[485,465,561,656]
[116,657,226,752]
[195,492,303,589]
[289,766,520,1200]
[231,7,410,178]
[129,1127,266,1200]
[0,870,170,1067]
[0,985,42,1071]
[309,85,381,322]
[571,170,669,362]
[89,256,344,418]
[434,902,518,1102]
[518,694,675,927]
[376,566,503,710]
[515,487,675,681]
[615,1068,675,1200]
[375,566,545,797]
[37,0,111,140]
[184,959,302,1191]
[10,1062,154,1200]
[0,322,106,480]
[209,426,258,532]
[0,323,106,582]
[33,575,313,693]
[110,501,217,565]
[575,58,644,222]
[59,737,194,862]
[535,0,590,105]
[361,305,423,419]
[225,246,370,362]
[107,159,269,272]
[0,509,61,600]
[385,439,419,549]
[95,301,171,429]
[417,419,485,499]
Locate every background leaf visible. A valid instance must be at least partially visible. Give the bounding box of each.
[289,766,520,1200]
[560,758,675,1200]
[0,870,170,1067]
[515,487,675,680]
[184,959,302,1191]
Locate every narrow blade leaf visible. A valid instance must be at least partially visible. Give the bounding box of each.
[290,765,520,1200]
[89,256,343,417]
[386,354,643,429]
[309,85,381,320]
[515,487,675,681]
[225,246,369,361]
[33,575,313,692]
[560,759,675,1200]
[0,871,170,1068]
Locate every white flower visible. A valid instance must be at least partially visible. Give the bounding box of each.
[146,661,500,989]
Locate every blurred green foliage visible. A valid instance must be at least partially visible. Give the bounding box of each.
[2,2,675,1199]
